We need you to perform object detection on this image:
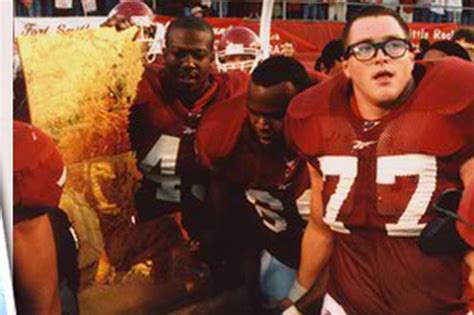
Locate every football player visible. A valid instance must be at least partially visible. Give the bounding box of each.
[129,16,249,286]
[14,121,79,315]
[452,29,474,61]
[314,39,344,76]
[215,26,263,74]
[196,56,321,313]
[284,6,474,315]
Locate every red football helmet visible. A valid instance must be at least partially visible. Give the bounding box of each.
[14,121,66,210]
[107,1,163,63]
[216,26,262,73]
[108,1,154,21]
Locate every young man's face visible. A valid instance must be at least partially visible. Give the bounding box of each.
[247,81,295,146]
[342,15,415,108]
[164,28,213,95]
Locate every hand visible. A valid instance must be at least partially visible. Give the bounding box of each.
[278,298,293,311]
[101,17,156,42]
[101,16,135,32]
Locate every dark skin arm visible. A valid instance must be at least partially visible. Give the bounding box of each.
[14,214,60,315]
[279,164,332,314]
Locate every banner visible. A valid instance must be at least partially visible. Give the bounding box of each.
[14,17,105,37]
[15,16,460,67]
[17,27,145,273]
[15,16,459,49]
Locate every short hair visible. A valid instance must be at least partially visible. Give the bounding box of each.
[315,39,344,72]
[452,29,474,44]
[251,56,313,92]
[419,39,431,52]
[342,6,410,48]
[165,16,214,49]
[415,39,431,60]
[424,40,471,61]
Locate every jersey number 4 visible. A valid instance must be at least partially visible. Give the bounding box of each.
[139,135,204,203]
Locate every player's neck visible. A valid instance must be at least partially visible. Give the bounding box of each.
[260,137,295,160]
[354,78,415,121]
[178,79,212,107]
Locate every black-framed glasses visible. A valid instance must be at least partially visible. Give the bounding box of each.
[344,38,413,61]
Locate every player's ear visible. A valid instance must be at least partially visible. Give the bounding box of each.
[342,59,351,79]
[284,81,297,96]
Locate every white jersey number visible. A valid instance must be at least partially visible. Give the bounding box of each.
[318,154,437,236]
[139,135,181,203]
[246,188,311,233]
[139,135,205,202]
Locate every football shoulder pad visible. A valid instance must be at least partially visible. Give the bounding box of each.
[196,93,248,169]
[285,72,349,159]
[411,58,474,116]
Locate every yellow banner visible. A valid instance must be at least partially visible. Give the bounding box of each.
[18,27,146,278]
[18,27,145,164]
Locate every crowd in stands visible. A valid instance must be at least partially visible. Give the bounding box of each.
[14,0,474,25]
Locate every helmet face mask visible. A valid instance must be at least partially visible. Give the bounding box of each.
[216,26,262,73]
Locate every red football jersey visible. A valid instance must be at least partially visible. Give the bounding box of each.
[197,94,310,268]
[14,121,66,223]
[286,58,474,314]
[129,66,249,222]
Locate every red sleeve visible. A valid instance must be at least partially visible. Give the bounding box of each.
[14,121,66,222]
[285,73,348,168]
[196,93,248,169]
